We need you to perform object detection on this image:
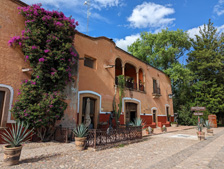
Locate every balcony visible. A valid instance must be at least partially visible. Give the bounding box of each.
[115,76,137,90]
[139,84,144,92]
[152,87,161,98]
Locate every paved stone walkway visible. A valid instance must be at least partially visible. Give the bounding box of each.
[0,127,223,169]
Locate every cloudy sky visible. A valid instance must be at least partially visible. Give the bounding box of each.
[22,0,224,51]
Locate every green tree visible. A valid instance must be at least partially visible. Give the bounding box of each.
[128,29,191,70]
[165,63,192,111]
[128,29,193,124]
[187,19,224,123]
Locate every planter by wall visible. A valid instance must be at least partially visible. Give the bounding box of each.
[171,123,178,127]
[142,130,149,136]
[3,145,22,166]
[207,129,214,136]
[75,137,87,151]
[197,131,205,140]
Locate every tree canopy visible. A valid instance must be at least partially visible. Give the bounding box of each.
[128,20,224,125]
[128,28,191,70]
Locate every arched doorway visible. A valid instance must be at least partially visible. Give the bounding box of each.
[123,98,140,125]
[0,86,12,127]
[125,102,137,124]
[78,91,100,129]
[81,97,96,129]
[151,107,158,126]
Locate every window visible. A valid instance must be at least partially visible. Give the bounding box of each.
[153,110,157,123]
[0,91,5,123]
[166,106,170,121]
[84,57,95,69]
[153,79,160,94]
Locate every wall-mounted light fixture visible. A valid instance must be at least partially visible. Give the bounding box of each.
[104,65,115,69]
[168,94,173,99]
[22,68,32,72]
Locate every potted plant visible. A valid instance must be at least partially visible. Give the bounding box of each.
[148,126,153,134]
[171,122,178,127]
[196,123,205,140]
[205,120,213,135]
[142,128,149,136]
[73,123,88,151]
[0,121,33,166]
[129,118,145,135]
[161,125,167,132]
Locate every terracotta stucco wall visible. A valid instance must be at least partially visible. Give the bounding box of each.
[0,0,28,124]
[0,0,78,128]
[75,32,174,125]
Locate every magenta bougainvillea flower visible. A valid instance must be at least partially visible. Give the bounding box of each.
[39,58,45,62]
[9,4,78,141]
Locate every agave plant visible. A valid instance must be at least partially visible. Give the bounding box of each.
[205,120,211,129]
[197,123,203,132]
[129,118,144,127]
[1,121,34,147]
[73,123,88,138]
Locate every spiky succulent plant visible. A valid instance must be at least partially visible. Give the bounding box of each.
[129,118,144,127]
[73,123,88,137]
[1,121,34,147]
[205,120,211,129]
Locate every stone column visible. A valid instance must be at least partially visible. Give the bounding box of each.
[122,65,125,76]
[143,73,146,91]
[136,70,139,91]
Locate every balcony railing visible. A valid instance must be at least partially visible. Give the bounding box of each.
[139,84,144,92]
[125,81,137,90]
[115,76,137,90]
[152,87,161,98]
[153,87,161,95]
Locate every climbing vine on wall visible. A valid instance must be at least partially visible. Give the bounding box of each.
[9,4,78,141]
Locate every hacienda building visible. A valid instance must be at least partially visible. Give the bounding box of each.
[0,0,174,133]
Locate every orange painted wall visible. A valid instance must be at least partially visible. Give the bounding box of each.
[0,0,28,124]
[0,0,78,128]
[74,32,174,126]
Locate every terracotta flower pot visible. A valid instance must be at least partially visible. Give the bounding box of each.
[142,130,149,136]
[171,123,178,127]
[3,145,22,166]
[75,137,87,151]
[207,129,214,136]
[197,131,205,140]
[207,129,213,133]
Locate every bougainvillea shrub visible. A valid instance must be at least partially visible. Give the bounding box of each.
[9,4,78,141]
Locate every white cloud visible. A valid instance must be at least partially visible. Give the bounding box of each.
[187,24,224,39]
[94,0,119,8]
[115,34,140,51]
[214,0,224,16]
[128,2,175,29]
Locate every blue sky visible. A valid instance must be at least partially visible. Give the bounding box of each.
[22,0,224,51]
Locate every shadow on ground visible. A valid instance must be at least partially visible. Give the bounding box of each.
[19,153,62,164]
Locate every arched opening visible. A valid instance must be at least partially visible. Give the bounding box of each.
[82,97,96,129]
[165,105,170,122]
[125,63,136,90]
[115,58,122,85]
[139,68,144,91]
[123,98,141,125]
[151,107,158,126]
[125,102,137,124]
[79,92,101,129]
[0,86,12,127]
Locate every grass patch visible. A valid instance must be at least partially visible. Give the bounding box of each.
[116,144,125,148]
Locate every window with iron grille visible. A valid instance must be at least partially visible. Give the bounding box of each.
[84,57,95,69]
[153,79,160,94]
